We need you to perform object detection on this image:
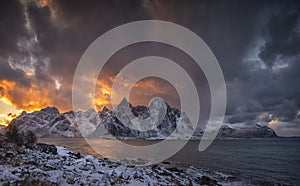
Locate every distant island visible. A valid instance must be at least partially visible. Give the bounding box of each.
[3,98,278,139]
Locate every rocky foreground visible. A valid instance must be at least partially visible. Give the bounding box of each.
[0,139,245,186]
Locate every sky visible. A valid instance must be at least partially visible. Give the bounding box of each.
[0,0,299,136]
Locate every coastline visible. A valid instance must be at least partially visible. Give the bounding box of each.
[38,138,300,186]
[0,140,245,186]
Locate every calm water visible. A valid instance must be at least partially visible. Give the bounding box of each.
[39,138,300,185]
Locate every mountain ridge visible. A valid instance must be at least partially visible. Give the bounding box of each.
[6,98,278,139]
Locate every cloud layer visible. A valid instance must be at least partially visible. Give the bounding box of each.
[0,0,299,136]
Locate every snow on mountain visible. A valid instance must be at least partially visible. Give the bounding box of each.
[89,97,195,139]
[217,124,278,138]
[8,98,196,139]
[9,107,82,138]
[7,98,278,139]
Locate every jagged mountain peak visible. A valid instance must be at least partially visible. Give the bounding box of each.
[7,98,195,139]
[102,106,110,112]
[40,106,60,115]
[6,98,278,139]
[118,97,133,109]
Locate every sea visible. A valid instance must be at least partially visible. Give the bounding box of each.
[39,138,300,185]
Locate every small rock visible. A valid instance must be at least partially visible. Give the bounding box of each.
[200,176,221,186]
[29,143,57,155]
[162,161,171,165]
[166,167,181,172]
[5,151,15,158]
[68,151,81,159]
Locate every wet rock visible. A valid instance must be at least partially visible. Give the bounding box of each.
[166,167,181,172]
[162,161,171,165]
[28,143,58,155]
[68,151,81,159]
[200,176,221,186]
[5,151,15,158]
[0,134,7,142]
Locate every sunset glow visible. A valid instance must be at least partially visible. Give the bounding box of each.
[269,118,279,129]
[0,0,298,138]
[0,75,179,125]
[39,0,52,8]
[0,1,299,184]
[0,97,21,126]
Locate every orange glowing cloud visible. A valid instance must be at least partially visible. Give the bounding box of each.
[40,0,53,7]
[94,76,180,110]
[0,76,75,125]
[268,118,279,129]
[0,113,18,126]
[0,74,179,126]
[0,80,52,113]
[0,81,21,125]
[129,77,180,108]
[95,78,114,110]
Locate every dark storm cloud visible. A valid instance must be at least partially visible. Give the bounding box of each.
[26,0,271,85]
[0,0,24,57]
[226,3,300,130]
[0,0,299,135]
[142,0,268,81]
[274,99,298,122]
[0,0,152,111]
[101,0,276,126]
[259,8,300,67]
[0,61,30,87]
[226,113,257,124]
[25,0,149,87]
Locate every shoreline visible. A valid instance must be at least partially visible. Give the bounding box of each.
[37,138,300,185]
[0,140,245,185]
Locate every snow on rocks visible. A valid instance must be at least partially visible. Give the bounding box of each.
[0,141,237,185]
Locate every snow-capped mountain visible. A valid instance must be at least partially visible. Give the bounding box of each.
[9,107,82,138]
[90,98,194,139]
[217,124,278,138]
[8,98,195,139]
[7,98,278,139]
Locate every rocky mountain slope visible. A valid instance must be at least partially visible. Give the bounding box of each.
[8,98,195,139]
[7,98,278,139]
[8,107,82,138]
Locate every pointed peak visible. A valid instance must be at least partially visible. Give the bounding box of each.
[102,106,111,112]
[40,106,59,114]
[120,97,129,103]
[119,97,133,108]
[150,97,166,104]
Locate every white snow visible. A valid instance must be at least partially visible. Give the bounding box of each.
[0,142,249,185]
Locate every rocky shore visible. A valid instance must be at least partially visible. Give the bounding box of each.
[0,137,245,186]
[0,113,246,185]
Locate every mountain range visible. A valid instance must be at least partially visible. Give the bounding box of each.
[7,98,278,139]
